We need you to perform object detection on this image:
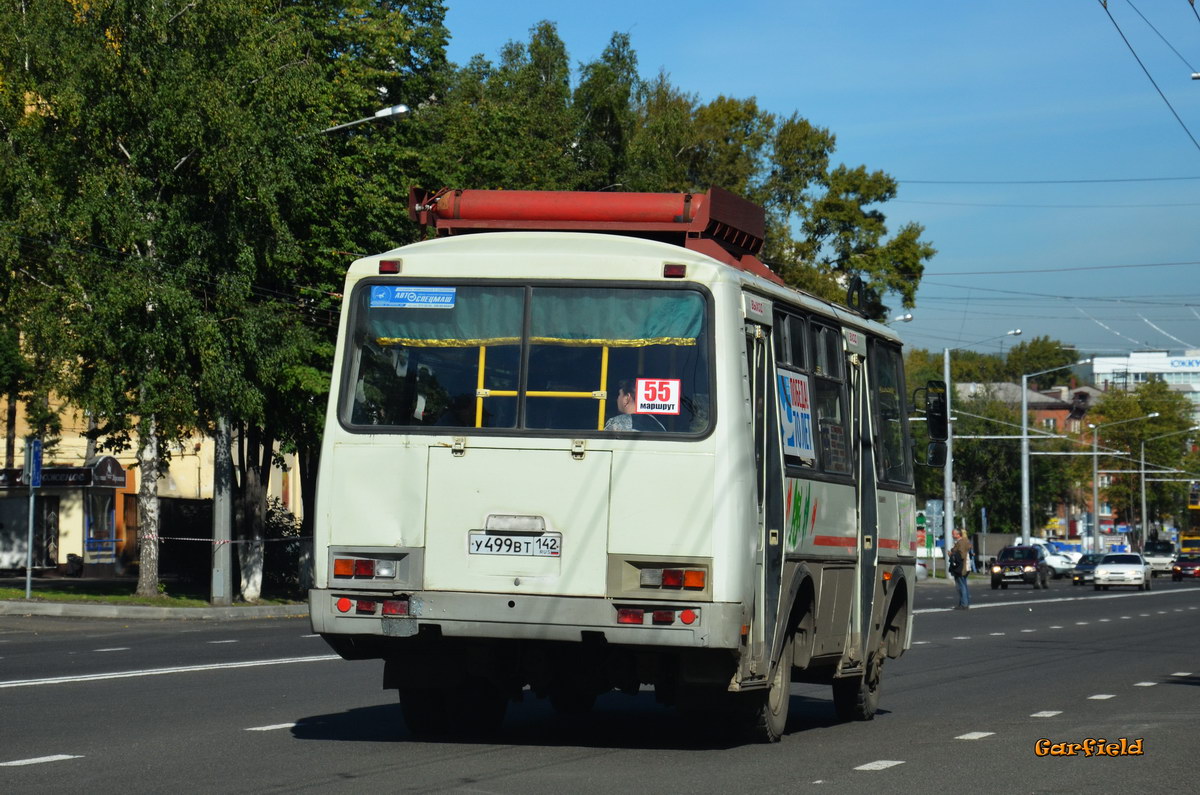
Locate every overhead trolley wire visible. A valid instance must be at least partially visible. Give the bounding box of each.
[1099,0,1200,155]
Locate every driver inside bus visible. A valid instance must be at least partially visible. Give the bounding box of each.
[604,380,665,432]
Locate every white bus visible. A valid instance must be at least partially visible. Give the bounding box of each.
[310,187,941,742]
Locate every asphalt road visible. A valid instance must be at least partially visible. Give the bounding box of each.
[2,577,1197,794]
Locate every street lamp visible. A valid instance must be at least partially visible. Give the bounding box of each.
[320,103,410,134]
[943,329,1022,561]
[1088,412,1159,554]
[1139,425,1199,550]
[1020,359,1090,545]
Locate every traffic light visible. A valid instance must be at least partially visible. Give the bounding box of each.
[925,380,948,442]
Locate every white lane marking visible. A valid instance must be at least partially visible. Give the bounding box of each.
[914,588,1195,614]
[952,636,971,640]
[208,640,239,645]
[0,755,83,767]
[246,723,297,732]
[1099,618,1111,623]
[1075,621,1089,625]
[1121,616,1132,620]
[956,732,994,740]
[94,647,130,653]
[0,655,340,689]
[1172,672,1193,677]
[1089,694,1115,700]
[989,632,1005,636]
[1133,682,1156,687]
[302,634,320,638]
[1031,711,1061,718]
[912,641,930,645]
[1021,629,1036,633]
[1050,625,1063,629]
[855,760,904,771]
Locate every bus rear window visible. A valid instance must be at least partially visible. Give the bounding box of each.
[342,284,711,435]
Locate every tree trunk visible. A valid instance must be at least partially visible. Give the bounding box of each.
[4,389,15,469]
[235,423,273,602]
[135,416,160,598]
[297,443,318,590]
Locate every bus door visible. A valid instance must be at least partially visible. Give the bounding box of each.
[844,328,880,668]
[744,294,785,670]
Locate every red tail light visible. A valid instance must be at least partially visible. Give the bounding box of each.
[661,569,684,588]
[382,599,409,616]
[617,608,645,624]
[353,559,375,577]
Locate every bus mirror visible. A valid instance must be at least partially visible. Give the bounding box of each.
[925,379,948,441]
[926,441,947,468]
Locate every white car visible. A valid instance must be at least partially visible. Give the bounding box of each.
[1093,553,1152,591]
[1026,542,1075,578]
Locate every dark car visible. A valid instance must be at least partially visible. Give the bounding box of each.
[1071,553,1104,586]
[1171,554,1200,582]
[991,545,1051,589]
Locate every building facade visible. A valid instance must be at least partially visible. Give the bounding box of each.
[1092,349,1200,423]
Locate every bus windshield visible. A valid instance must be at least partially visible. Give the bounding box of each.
[342,283,711,434]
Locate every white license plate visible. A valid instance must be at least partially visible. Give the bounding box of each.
[468,531,561,557]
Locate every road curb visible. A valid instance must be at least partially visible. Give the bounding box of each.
[0,600,309,620]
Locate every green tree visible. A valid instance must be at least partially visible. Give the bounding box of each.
[1088,381,1195,530]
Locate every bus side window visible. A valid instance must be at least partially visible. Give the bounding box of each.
[811,323,851,475]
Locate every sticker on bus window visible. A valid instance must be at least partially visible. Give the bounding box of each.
[635,378,681,415]
[777,371,816,463]
[369,286,456,309]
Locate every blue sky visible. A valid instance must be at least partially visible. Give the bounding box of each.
[442,0,1200,357]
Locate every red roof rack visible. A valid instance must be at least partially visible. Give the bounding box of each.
[408,186,782,284]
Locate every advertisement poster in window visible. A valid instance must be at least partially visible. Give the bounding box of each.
[778,371,816,464]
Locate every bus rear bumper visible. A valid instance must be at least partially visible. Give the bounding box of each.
[309,588,744,651]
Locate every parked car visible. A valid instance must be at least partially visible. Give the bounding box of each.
[991,546,1052,589]
[1171,553,1200,582]
[1071,553,1104,586]
[1093,553,1152,591]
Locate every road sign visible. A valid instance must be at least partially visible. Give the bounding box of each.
[23,437,42,489]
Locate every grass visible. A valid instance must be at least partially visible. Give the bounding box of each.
[0,579,302,607]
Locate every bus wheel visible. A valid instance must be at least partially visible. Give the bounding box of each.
[399,687,449,737]
[550,687,597,715]
[833,651,882,722]
[400,677,507,738]
[744,633,792,743]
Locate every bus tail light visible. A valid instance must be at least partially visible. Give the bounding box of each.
[639,567,706,590]
[615,606,699,626]
[334,596,410,616]
[333,556,397,580]
[617,608,645,624]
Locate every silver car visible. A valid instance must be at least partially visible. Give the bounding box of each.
[1093,553,1152,591]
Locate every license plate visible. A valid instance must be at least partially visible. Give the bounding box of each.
[468,531,561,557]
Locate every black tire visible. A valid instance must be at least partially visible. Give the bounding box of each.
[1000,583,1008,590]
[399,687,449,737]
[400,677,507,739]
[744,633,793,742]
[832,651,882,722]
[1094,584,1101,591]
[1039,567,1049,589]
[550,687,597,715]
[1174,575,1181,582]
[991,581,999,590]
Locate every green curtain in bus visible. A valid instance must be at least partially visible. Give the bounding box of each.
[371,286,702,348]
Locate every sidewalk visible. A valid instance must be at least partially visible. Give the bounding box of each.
[0,575,309,621]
